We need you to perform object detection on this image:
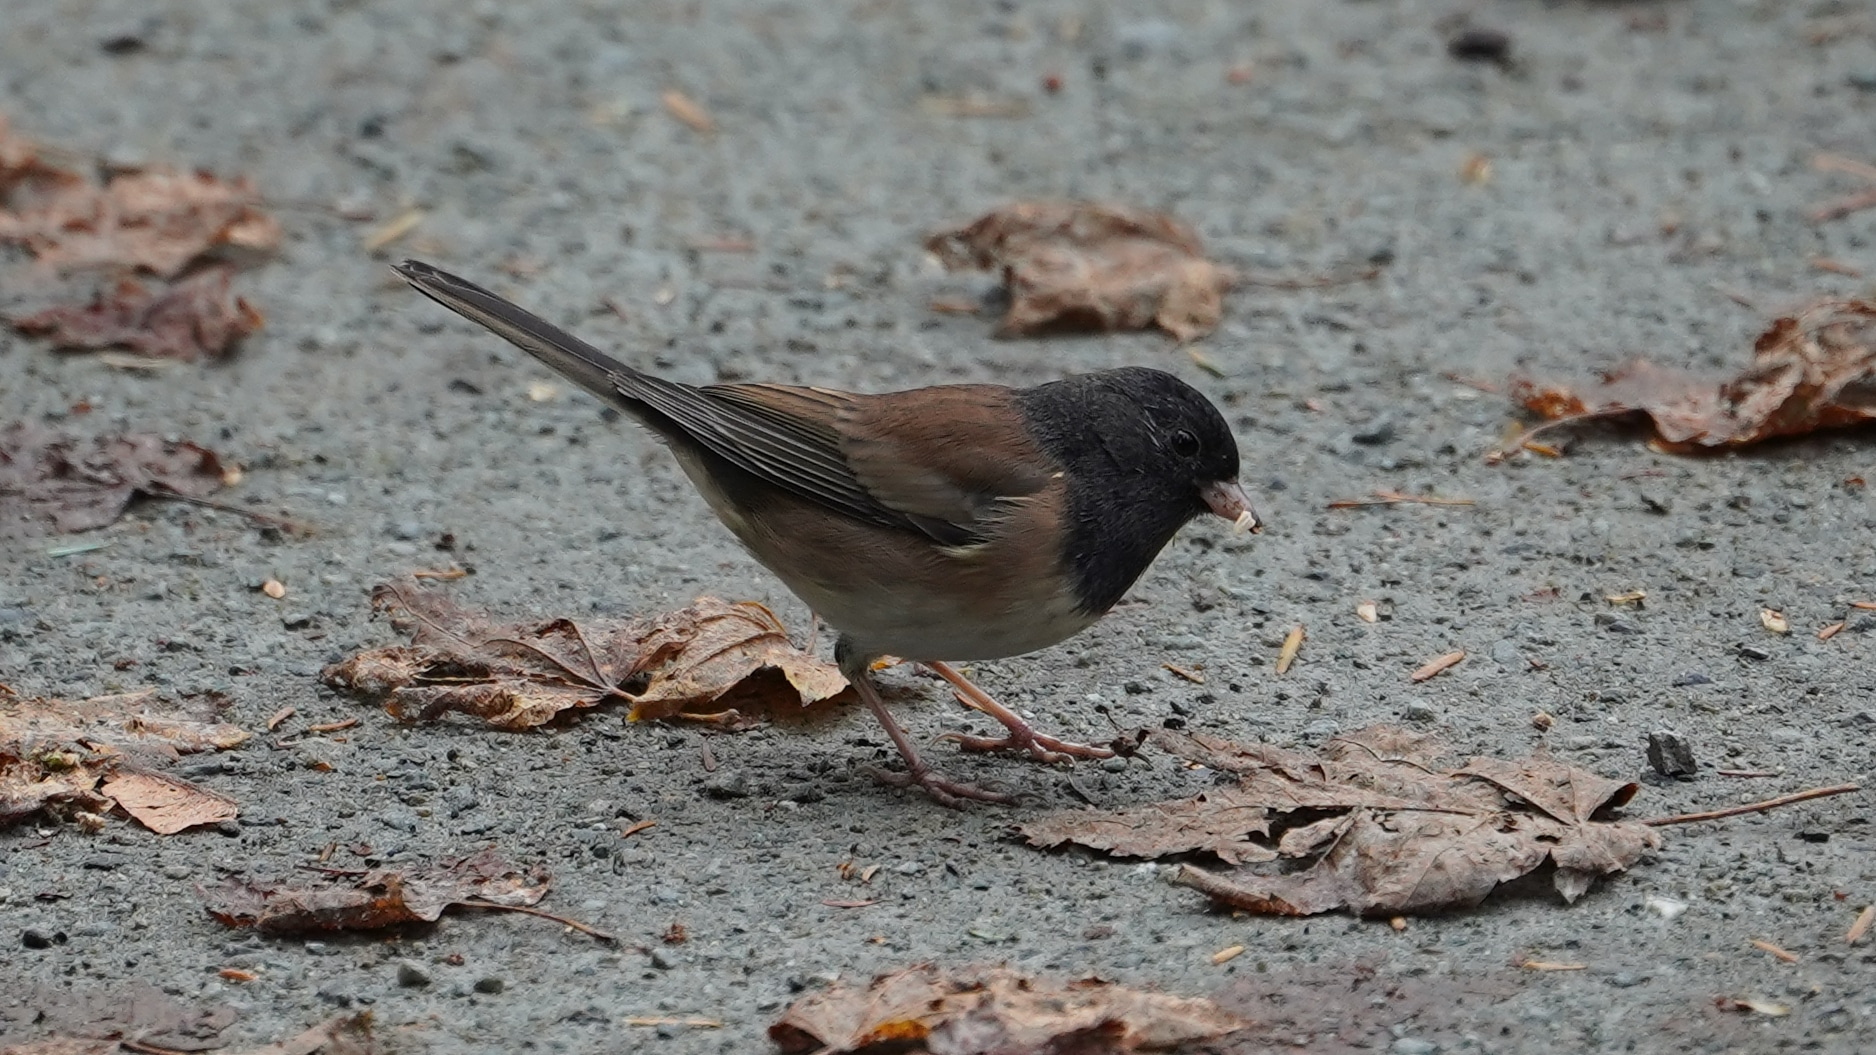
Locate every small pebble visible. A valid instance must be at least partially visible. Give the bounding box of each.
[701,770,749,799]
[1737,645,1772,661]
[22,928,57,950]
[1099,756,1128,773]
[1393,1038,1440,1055]
[1645,730,1697,778]
[1447,27,1511,65]
[473,976,505,994]
[396,961,433,987]
[649,948,679,970]
[1672,671,1712,687]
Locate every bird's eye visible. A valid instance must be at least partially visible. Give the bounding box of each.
[1170,428,1200,458]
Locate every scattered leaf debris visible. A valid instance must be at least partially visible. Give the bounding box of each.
[1501,298,1876,455]
[1760,608,1790,634]
[0,687,247,832]
[199,847,550,935]
[768,963,1246,1054]
[12,265,263,361]
[1022,727,1661,917]
[0,424,229,538]
[924,201,1234,341]
[322,582,848,729]
[0,117,279,278]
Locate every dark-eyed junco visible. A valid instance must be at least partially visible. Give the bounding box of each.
[395,260,1258,806]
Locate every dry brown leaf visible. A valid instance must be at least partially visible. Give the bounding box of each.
[99,769,236,834]
[0,119,278,278]
[322,582,847,729]
[1020,786,1278,864]
[13,265,263,360]
[199,847,548,935]
[1023,727,1659,917]
[768,964,1246,1054]
[1506,298,1876,453]
[925,201,1234,341]
[0,982,241,1055]
[0,687,247,830]
[0,424,229,538]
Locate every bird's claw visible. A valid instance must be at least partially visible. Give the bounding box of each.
[864,764,1016,808]
[938,729,1116,764]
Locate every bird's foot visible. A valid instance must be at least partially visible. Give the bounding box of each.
[922,660,1116,765]
[939,727,1115,764]
[866,764,1016,809]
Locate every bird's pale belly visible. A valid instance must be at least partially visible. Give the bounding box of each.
[674,448,1098,661]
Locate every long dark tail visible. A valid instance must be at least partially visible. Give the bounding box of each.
[394,260,640,411]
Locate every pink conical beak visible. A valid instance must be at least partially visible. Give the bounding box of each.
[1201,480,1261,534]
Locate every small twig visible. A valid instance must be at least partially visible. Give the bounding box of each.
[1328,489,1475,509]
[459,898,617,942]
[1808,188,1876,224]
[305,717,357,734]
[1848,905,1874,945]
[1749,939,1799,964]
[141,484,305,532]
[620,819,657,839]
[1642,783,1860,827]
[122,1041,195,1055]
[1410,650,1466,683]
[1813,152,1876,183]
[625,1017,723,1028]
[1716,769,1781,779]
[1275,625,1304,676]
[1237,265,1382,290]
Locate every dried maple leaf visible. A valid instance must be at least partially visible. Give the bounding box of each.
[322,582,847,729]
[0,118,278,279]
[13,265,263,360]
[768,964,1246,1055]
[1506,298,1876,453]
[0,425,229,538]
[925,201,1235,341]
[1022,727,1659,917]
[199,847,549,935]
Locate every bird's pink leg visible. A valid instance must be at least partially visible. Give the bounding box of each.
[925,660,1116,763]
[850,667,1014,807]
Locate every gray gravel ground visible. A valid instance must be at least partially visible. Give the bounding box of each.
[4,1,1876,1052]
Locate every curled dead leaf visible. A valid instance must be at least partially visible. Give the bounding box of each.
[925,201,1234,341]
[322,583,847,730]
[1505,298,1876,454]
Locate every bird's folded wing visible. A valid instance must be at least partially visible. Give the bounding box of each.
[668,382,1056,548]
